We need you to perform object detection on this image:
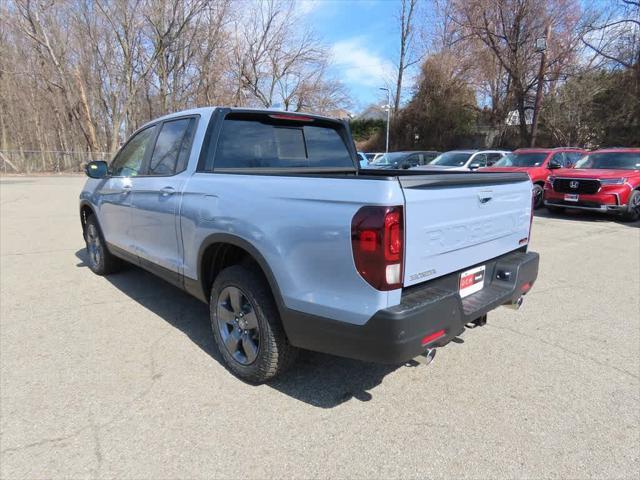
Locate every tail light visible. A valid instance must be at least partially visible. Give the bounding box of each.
[525,184,535,250]
[351,206,404,290]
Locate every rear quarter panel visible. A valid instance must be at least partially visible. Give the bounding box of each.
[181,174,405,325]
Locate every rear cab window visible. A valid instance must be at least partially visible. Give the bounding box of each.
[206,112,356,172]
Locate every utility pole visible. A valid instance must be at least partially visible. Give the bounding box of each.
[530,25,550,147]
[380,87,391,153]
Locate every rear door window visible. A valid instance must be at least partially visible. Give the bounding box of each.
[212,115,354,170]
[147,118,196,176]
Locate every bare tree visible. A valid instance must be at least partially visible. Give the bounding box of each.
[232,0,332,110]
[451,0,583,146]
[393,0,420,113]
[581,0,640,78]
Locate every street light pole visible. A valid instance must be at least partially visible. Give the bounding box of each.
[530,25,550,147]
[379,87,390,153]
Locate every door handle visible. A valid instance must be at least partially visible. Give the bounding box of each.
[121,185,132,195]
[160,186,176,196]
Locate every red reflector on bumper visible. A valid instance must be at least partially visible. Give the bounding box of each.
[521,282,532,293]
[421,329,445,346]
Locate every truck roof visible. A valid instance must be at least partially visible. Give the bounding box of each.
[143,107,342,129]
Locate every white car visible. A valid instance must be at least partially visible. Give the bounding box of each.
[414,150,511,171]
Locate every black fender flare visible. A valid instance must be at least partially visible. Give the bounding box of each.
[195,233,286,315]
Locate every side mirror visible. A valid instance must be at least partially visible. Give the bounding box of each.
[469,162,482,170]
[548,159,561,169]
[85,161,109,179]
[401,162,411,169]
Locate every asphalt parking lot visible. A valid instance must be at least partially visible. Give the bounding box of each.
[1,175,638,479]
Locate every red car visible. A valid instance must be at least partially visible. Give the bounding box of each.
[481,148,586,208]
[543,148,640,222]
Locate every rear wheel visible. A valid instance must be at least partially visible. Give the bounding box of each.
[210,265,298,383]
[621,190,640,222]
[84,215,122,275]
[532,184,544,209]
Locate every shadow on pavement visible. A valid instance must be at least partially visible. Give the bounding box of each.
[75,249,402,408]
[534,207,640,228]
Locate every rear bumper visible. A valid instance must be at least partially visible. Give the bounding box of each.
[282,250,539,364]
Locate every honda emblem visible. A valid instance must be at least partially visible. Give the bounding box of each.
[569,181,579,189]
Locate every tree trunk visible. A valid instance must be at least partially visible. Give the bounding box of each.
[517,94,530,146]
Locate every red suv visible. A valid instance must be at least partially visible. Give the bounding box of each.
[543,148,640,222]
[481,148,586,208]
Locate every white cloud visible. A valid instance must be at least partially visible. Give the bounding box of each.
[296,0,325,16]
[331,37,396,88]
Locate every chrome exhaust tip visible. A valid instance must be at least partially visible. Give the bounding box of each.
[504,296,524,310]
[415,348,437,366]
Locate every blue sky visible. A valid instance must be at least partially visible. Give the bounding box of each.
[298,0,414,112]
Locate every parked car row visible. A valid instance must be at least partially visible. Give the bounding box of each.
[360,147,639,222]
[481,147,586,208]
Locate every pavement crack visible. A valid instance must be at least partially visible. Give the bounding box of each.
[0,426,90,456]
[1,248,77,257]
[88,411,103,480]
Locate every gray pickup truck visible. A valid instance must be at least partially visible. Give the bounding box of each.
[80,107,539,382]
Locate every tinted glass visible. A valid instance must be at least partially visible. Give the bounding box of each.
[371,152,407,166]
[494,152,547,167]
[214,119,353,169]
[565,152,583,166]
[430,152,473,167]
[424,152,439,163]
[574,152,640,170]
[406,154,421,167]
[551,152,566,167]
[486,153,503,165]
[148,118,195,176]
[111,127,155,177]
[471,154,487,167]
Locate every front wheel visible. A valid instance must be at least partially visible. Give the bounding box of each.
[533,184,544,209]
[621,190,640,222]
[210,265,298,383]
[84,216,122,275]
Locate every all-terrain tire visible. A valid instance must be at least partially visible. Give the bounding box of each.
[209,265,298,383]
[84,215,122,275]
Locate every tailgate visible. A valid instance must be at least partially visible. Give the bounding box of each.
[400,173,532,287]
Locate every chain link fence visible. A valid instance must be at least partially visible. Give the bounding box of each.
[0,150,113,174]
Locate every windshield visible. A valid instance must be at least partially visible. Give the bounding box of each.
[371,152,406,166]
[430,152,473,167]
[494,152,547,167]
[574,152,640,170]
